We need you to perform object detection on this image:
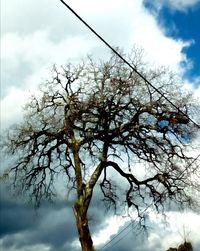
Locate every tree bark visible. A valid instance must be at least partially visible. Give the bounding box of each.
[72,138,96,250]
[73,203,95,251]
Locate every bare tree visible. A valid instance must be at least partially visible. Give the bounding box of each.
[1,50,200,251]
[167,241,193,251]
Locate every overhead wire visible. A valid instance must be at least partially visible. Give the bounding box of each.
[178,152,200,178]
[60,0,200,129]
[59,1,200,249]
[99,204,152,250]
[99,220,133,250]
[99,151,200,250]
[100,224,135,250]
[99,149,200,250]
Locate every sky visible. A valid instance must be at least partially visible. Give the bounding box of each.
[1,0,200,251]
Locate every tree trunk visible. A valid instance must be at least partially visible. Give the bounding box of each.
[73,203,95,251]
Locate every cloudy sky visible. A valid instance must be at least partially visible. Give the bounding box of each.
[1,0,200,250]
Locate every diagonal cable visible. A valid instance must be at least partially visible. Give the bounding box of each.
[58,3,200,246]
[99,221,133,250]
[100,224,135,250]
[60,0,200,129]
[99,204,152,250]
[178,152,200,178]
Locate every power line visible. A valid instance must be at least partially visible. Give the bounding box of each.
[59,2,200,249]
[100,223,135,250]
[60,0,200,129]
[179,152,200,178]
[99,221,133,250]
[99,149,200,250]
[99,205,152,250]
[189,153,200,168]
[99,151,200,250]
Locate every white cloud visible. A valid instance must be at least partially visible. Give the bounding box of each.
[89,210,200,250]
[166,0,200,11]
[93,216,129,246]
[147,0,200,12]
[68,0,193,72]
[160,211,200,250]
[1,1,200,250]
[1,30,99,127]
[1,0,194,129]
[128,8,192,71]
[1,30,97,73]
[71,216,128,250]
[194,79,200,96]
[0,88,31,129]
[1,0,193,70]
[148,233,162,250]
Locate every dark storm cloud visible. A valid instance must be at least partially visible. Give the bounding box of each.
[31,207,77,248]
[0,181,114,251]
[1,210,77,251]
[0,194,38,236]
[1,180,200,251]
[0,180,115,250]
[0,182,77,251]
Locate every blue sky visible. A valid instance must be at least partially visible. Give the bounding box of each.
[163,8,200,80]
[144,0,200,82]
[1,1,200,251]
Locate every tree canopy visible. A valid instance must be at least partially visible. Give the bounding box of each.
[1,50,200,250]
[167,241,193,251]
